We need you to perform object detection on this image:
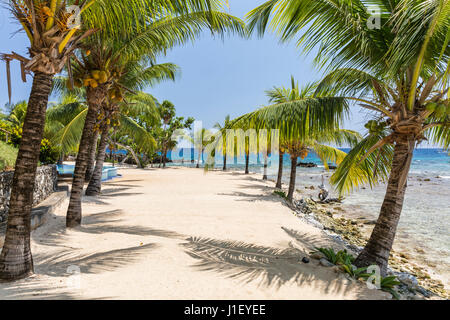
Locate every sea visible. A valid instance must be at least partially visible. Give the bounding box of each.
[168,148,450,285]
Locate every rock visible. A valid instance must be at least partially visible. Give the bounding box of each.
[311,252,325,260]
[424,178,431,182]
[397,273,419,289]
[332,266,341,273]
[319,258,335,267]
[297,162,317,168]
[309,186,315,190]
[302,257,310,263]
[363,220,377,225]
[416,286,432,298]
[1,165,57,222]
[380,291,393,300]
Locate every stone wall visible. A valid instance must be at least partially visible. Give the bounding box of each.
[0,164,58,222]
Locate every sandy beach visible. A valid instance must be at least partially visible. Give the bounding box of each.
[0,167,390,300]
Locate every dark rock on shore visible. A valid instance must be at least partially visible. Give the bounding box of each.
[297,162,317,168]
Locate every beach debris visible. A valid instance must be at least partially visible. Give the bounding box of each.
[302,257,310,263]
[318,175,329,201]
[293,198,312,215]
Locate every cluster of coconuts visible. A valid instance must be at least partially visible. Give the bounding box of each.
[425,101,450,118]
[365,120,388,134]
[299,149,309,159]
[108,87,124,103]
[68,69,109,90]
[93,110,121,132]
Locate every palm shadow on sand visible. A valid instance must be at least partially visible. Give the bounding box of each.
[180,229,376,299]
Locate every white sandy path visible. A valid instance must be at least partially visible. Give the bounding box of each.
[0,167,388,300]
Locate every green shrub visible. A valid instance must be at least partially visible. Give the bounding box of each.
[340,262,371,279]
[313,247,401,299]
[273,190,287,199]
[0,141,18,171]
[380,276,401,299]
[39,139,60,164]
[312,247,355,265]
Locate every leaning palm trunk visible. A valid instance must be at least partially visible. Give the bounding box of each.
[287,154,298,202]
[276,151,284,189]
[0,72,52,279]
[354,136,415,275]
[85,131,99,182]
[113,140,142,168]
[263,154,268,180]
[66,87,105,227]
[85,124,110,196]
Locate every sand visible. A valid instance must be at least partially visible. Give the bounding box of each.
[0,167,389,300]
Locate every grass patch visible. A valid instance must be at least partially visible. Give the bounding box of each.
[0,141,18,171]
[273,190,287,199]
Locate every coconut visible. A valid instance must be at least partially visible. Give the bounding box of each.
[74,79,83,88]
[426,102,437,112]
[90,80,99,88]
[91,70,101,80]
[42,6,51,16]
[99,71,108,83]
[83,78,92,87]
[435,104,446,117]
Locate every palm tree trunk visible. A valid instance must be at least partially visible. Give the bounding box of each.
[276,151,284,189]
[163,149,167,168]
[287,154,298,202]
[263,154,268,180]
[245,150,250,174]
[85,124,110,196]
[85,131,99,182]
[354,137,415,275]
[223,152,227,171]
[196,148,201,168]
[0,72,53,280]
[66,86,105,228]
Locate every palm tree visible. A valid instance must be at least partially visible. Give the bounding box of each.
[236,78,353,201]
[158,100,176,167]
[84,62,176,195]
[214,115,231,171]
[0,0,102,280]
[248,0,449,274]
[264,77,304,186]
[193,128,214,168]
[0,0,193,281]
[64,2,245,227]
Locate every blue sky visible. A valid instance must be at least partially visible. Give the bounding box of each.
[0,0,392,138]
